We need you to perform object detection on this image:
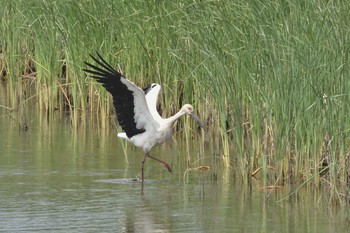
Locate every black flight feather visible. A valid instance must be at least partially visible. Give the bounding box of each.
[83,53,145,138]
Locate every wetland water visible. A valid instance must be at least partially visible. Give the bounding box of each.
[0,111,349,233]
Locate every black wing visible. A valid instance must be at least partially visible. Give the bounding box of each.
[83,53,146,138]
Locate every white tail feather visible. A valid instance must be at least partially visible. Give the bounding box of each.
[117,132,128,139]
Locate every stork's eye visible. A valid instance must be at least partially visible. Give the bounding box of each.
[151,84,157,88]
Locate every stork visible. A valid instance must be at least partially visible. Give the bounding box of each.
[83,53,205,184]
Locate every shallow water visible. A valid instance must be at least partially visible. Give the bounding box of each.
[0,111,349,232]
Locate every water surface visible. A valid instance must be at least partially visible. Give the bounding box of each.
[0,111,349,232]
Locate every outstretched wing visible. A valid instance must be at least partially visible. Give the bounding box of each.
[83,53,159,138]
[143,83,163,123]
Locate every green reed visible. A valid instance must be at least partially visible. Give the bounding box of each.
[1,0,350,203]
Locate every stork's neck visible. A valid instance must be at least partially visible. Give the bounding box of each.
[163,109,186,127]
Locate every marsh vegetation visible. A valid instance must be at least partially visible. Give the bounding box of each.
[1,0,350,204]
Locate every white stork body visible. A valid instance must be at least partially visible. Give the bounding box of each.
[84,53,204,184]
[117,82,181,152]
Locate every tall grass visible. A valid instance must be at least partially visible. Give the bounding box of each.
[1,0,350,203]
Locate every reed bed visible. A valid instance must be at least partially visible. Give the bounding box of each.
[1,0,350,203]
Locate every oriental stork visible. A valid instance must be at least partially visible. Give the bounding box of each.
[83,53,205,184]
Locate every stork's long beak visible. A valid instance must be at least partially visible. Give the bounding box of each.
[190,113,207,131]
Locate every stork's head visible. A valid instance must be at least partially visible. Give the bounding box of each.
[181,104,206,131]
[182,104,194,115]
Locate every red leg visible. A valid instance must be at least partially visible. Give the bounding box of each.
[146,153,172,172]
[141,154,147,183]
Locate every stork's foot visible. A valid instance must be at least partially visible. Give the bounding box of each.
[146,153,172,172]
[163,162,172,172]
